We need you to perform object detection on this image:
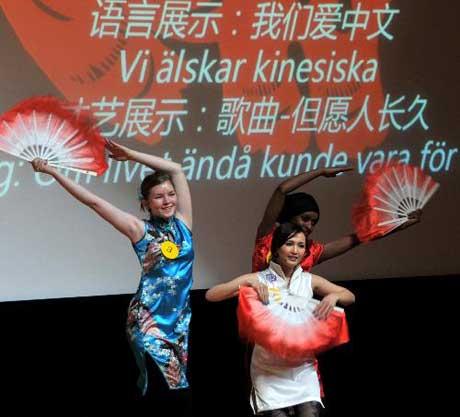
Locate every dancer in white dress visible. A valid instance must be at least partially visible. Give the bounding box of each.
[206,223,355,416]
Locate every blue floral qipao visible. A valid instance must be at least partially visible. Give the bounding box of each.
[127,216,193,394]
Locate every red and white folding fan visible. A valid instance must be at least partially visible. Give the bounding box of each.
[238,286,349,364]
[0,96,107,175]
[352,164,439,242]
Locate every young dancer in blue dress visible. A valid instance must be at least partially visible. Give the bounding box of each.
[32,141,193,414]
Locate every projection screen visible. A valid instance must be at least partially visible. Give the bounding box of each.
[0,0,458,301]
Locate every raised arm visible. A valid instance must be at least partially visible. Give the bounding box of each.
[256,167,353,238]
[311,274,355,320]
[319,233,361,263]
[31,159,144,243]
[319,209,422,263]
[106,140,192,229]
[205,273,269,304]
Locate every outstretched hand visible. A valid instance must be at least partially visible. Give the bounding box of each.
[245,276,270,305]
[313,294,339,320]
[395,209,423,231]
[372,208,423,241]
[106,140,133,161]
[407,209,423,223]
[323,166,354,178]
[31,158,55,175]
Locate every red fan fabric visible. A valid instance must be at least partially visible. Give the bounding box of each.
[0,96,107,175]
[352,164,437,242]
[352,177,394,243]
[238,286,349,363]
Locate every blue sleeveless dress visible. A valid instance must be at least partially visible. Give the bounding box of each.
[127,216,193,394]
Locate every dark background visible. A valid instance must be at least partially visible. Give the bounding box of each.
[1,275,457,416]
